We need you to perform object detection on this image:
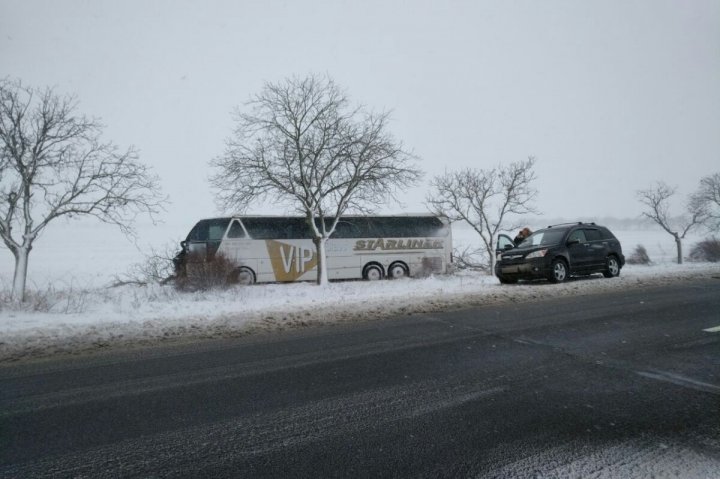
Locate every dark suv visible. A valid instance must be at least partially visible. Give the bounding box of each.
[495,223,625,284]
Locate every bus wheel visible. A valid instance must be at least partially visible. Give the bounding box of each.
[363,264,384,281]
[229,267,256,285]
[388,262,409,279]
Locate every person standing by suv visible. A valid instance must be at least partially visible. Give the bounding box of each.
[513,227,532,247]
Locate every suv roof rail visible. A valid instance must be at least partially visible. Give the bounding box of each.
[547,221,597,228]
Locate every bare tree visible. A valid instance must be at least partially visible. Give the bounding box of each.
[210,75,422,285]
[111,241,179,287]
[637,181,708,264]
[695,172,720,232]
[0,79,166,301]
[426,157,538,273]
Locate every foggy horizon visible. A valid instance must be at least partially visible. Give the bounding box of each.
[1,0,719,229]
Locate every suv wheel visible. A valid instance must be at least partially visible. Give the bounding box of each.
[548,259,568,283]
[603,255,621,278]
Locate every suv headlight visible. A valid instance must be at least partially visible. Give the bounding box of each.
[525,249,548,259]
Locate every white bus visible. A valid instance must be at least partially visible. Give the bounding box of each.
[174,215,452,284]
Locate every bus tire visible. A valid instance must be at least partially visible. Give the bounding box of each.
[229,267,256,285]
[363,263,384,281]
[388,262,409,279]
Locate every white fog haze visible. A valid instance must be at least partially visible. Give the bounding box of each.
[1,0,718,231]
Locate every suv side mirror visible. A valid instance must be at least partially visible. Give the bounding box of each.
[567,238,580,246]
[504,244,514,250]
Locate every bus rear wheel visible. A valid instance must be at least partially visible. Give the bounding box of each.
[363,264,384,281]
[388,262,409,279]
[229,267,256,285]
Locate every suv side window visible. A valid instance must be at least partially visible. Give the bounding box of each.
[583,229,602,241]
[598,227,616,240]
[567,229,587,243]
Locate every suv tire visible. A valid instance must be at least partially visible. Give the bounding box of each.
[547,259,568,283]
[603,255,621,278]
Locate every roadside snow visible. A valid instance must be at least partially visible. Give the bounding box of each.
[1,262,718,362]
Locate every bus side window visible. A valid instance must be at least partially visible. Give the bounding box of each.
[208,223,229,241]
[291,218,313,239]
[243,217,280,239]
[188,218,231,242]
[334,220,359,238]
[227,220,246,239]
[186,222,206,242]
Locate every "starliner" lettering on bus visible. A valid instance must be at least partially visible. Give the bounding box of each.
[353,238,444,251]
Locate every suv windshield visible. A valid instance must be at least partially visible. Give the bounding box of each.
[523,229,566,247]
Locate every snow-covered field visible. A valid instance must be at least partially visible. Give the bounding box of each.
[1,221,718,362]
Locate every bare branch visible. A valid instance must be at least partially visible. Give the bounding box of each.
[637,182,677,236]
[210,74,423,284]
[425,157,538,274]
[695,172,720,232]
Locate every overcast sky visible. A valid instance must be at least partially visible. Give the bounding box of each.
[2,0,719,233]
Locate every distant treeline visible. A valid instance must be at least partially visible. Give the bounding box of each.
[452,216,668,233]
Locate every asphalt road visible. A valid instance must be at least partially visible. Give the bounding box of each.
[1,278,719,478]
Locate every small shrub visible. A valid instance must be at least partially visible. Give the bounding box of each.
[689,238,720,263]
[626,244,651,265]
[451,246,488,272]
[174,252,238,291]
[0,284,89,314]
[112,242,180,287]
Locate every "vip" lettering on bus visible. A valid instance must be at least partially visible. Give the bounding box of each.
[265,240,318,281]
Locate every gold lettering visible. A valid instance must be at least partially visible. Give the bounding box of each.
[353,238,444,251]
[280,243,294,272]
[302,248,314,270]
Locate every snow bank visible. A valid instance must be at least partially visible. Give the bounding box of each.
[1,262,718,362]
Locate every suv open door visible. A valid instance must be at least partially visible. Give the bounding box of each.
[496,234,515,254]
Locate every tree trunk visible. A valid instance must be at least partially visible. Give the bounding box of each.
[674,233,683,264]
[482,234,496,276]
[314,237,329,286]
[318,238,330,286]
[11,246,30,302]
